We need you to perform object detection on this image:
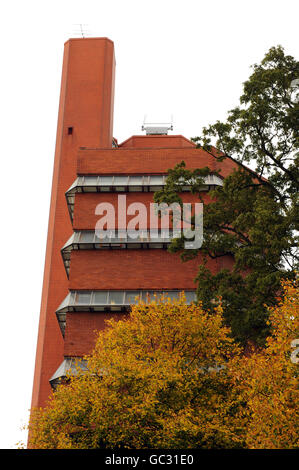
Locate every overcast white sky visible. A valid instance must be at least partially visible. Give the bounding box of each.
[0,0,298,449]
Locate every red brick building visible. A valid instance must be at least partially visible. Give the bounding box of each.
[31,37,239,410]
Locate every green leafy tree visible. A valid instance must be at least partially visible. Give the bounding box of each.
[154,46,299,345]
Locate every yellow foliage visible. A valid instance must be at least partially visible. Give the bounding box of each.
[28,284,298,449]
[230,280,299,449]
[29,295,243,448]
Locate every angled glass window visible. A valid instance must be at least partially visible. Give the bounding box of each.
[56,290,196,336]
[49,357,88,389]
[114,176,129,192]
[61,230,175,277]
[65,174,223,222]
[109,291,125,305]
[125,291,141,304]
[99,176,114,186]
[83,176,99,186]
[184,291,197,303]
[57,293,72,311]
[128,176,143,186]
[79,232,94,242]
[164,291,181,300]
[75,292,92,305]
[82,176,99,192]
[93,291,108,304]
[142,290,168,302]
[114,176,129,185]
[149,175,164,185]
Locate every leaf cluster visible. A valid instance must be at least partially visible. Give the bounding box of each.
[154,46,299,345]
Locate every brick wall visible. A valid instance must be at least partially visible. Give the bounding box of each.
[64,312,127,356]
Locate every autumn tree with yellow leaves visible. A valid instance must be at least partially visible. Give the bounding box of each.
[230,280,299,449]
[28,282,298,449]
[28,296,244,449]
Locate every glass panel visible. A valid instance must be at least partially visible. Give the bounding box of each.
[153,291,165,301]
[149,233,162,242]
[149,175,164,185]
[84,176,98,186]
[208,175,223,186]
[57,293,71,310]
[134,230,149,241]
[95,230,115,241]
[93,291,108,304]
[142,291,156,302]
[114,176,128,185]
[99,176,113,185]
[125,291,141,304]
[117,230,128,240]
[160,229,171,239]
[79,231,95,243]
[62,233,75,249]
[109,291,125,305]
[69,291,76,305]
[128,176,143,185]
[184,291,196,303]
[72,232,81,244]
[141,291,149,302]
[95,230,107,241]
[66,178,79,193]
[110,236,121,243]
[165,291,179,300]
[75,292,91,305]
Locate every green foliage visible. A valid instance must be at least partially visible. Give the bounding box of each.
[194,46,299,199]
[154,46,299,345]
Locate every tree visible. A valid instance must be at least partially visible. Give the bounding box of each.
[28,295,244,449]
[28,281,298,449]
[154,46,299,345]
[230,279,299,449]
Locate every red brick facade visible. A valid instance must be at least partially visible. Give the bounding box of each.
[31,37,239,411]
[64,312,126,357]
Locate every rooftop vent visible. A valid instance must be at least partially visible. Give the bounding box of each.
[142,118,173,135]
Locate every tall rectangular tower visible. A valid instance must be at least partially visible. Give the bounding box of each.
[31,37,238,410]
[31,38,116,409]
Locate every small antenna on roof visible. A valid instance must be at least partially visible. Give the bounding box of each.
[141,115,173,135]
[72,24,93,38]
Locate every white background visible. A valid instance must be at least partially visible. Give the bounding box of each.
[0,0,297,449]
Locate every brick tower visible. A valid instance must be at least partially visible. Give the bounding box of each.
[31,37,238,410]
